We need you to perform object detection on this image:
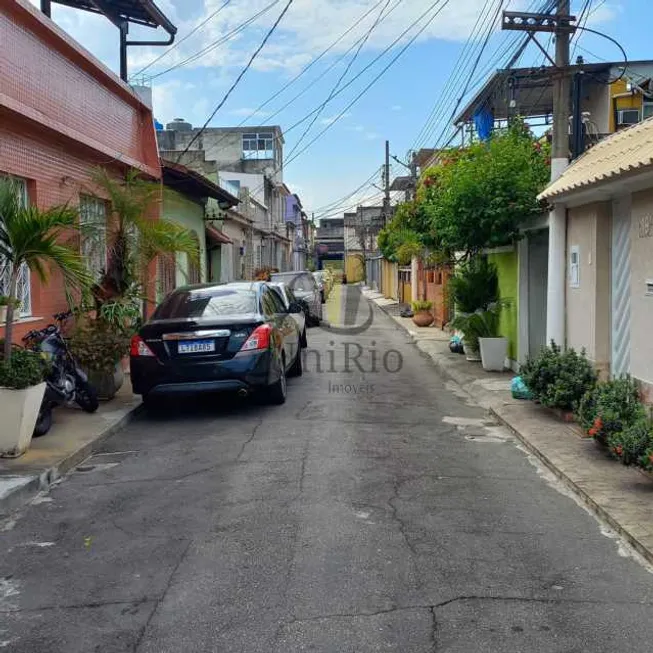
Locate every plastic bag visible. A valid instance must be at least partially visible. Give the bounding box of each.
[449,334,464,354]
[511,376,533,400]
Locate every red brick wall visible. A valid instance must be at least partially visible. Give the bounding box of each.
[0,114,125,341]
[1,0,159,174]
[0,1,163,343]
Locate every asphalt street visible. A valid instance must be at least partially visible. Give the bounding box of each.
[2,285,653,652]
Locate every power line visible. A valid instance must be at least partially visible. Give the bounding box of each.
[241,0,452,205]
[282,0,453,170]
[286,0,395,161]
[429,0,506,148]
[175,0,294,163]
[131,0,231,78]
[311,168,382,214]
[147,1,281,81]
[190,0,401,160]
[411,0,496,150]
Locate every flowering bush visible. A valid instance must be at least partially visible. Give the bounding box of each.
[576,376,644,445]
[607,417,653,466]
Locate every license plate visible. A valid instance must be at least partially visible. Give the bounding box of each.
[178,339,215,354]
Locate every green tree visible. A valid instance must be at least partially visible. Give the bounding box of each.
[90,168,200,314]
[0,178,92,361]
[422,121,549,259]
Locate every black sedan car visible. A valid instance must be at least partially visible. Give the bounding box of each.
[130,282,303,406]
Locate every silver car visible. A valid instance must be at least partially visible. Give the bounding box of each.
[270,282,307,348]
[270,271,322,326]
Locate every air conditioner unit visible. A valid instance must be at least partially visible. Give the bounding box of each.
[618,109,640,125]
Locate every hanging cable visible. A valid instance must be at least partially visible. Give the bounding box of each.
[175,0,294,163]
[131,0,232,79]
[147,1,281,81]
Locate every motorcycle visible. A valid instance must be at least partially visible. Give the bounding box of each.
[23,311,99,437]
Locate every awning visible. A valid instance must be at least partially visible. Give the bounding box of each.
[206,225,233,246]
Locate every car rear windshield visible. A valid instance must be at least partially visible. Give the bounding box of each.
[270,273,315,292]
[153,288,258,319]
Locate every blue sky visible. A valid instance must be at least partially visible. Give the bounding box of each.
[33,1,644,216]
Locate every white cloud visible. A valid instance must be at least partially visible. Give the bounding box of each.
[320,112,351,126]
[391,105,402,111]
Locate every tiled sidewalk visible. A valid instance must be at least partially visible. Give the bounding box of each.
[363,287,653,566]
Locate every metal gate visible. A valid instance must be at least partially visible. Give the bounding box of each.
[611,196,632,378]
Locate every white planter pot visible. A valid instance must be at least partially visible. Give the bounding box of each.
[0,383,46,458]
[479,337,508,372]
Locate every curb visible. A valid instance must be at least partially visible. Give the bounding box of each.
[0,404,143,515]
[367,292,653,568]
[490,404,653,568]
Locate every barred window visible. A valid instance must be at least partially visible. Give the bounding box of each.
[158,255,176,300]
[0,177,31,317]
[79,195,107,281]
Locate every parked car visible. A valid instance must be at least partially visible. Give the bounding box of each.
[270,282,308,349]
[130,282,303,407]
[270,271,322,325]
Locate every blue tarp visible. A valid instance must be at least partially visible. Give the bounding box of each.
[473,106,493,141]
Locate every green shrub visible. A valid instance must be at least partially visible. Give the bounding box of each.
[449,305,502,352]
[607,417,653,466]
[521,342,597,411]
[68,320,130,374]
[0,346,47,389]
[448,256,498,313]
[576,376,644,444]
[411,300,433,312]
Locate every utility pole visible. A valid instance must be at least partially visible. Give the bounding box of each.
[383,140,391,225]
[547,0,572,349]
[502,2,575,350]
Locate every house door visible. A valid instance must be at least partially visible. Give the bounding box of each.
[527,229,549,358]
[611,195,632,377]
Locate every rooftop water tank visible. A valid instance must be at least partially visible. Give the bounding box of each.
[166,118,193,131]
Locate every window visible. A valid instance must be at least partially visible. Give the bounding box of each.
[154,288,257,320]
[569,245,580,288]
[270,272,315,292]
[158,255,176,300]
[0,176,31,317]
[242,132,275,160]
[268,287,287,313]
[79,195,107,281]
[260,290,278,317]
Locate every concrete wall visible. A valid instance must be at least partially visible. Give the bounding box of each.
[345,253,365,282]
[158,127,283,183]
[161,191,207,286]
[488,249,519,362]
[565,202,611,375]
[630,189,653,389]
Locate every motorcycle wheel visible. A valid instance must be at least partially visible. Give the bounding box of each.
[33,406,53,437]
[76,379,99,413]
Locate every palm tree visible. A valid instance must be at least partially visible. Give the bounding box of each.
[0,178,92,361]
[90,168,200,314]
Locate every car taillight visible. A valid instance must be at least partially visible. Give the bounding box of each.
[239,324,272,352]
[130,335,155,357]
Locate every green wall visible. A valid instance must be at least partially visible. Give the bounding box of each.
[488,249,518,361]
[161,191,207,287]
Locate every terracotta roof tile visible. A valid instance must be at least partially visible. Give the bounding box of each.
[538,117,653,201]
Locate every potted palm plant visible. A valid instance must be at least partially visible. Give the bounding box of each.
[77,169,199,398]
[0,178,92,456]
